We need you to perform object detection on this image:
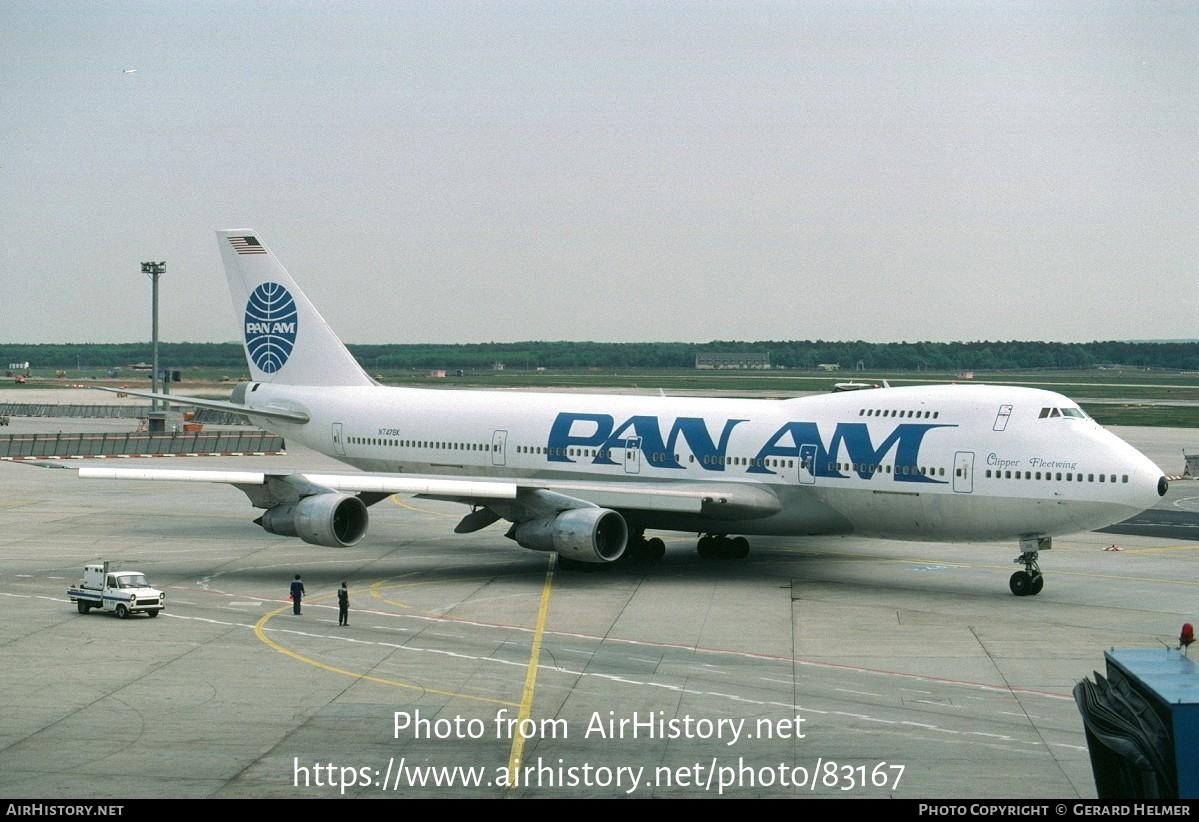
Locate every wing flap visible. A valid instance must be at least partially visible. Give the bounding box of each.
[519,479,781,518]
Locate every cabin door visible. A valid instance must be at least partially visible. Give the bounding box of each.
[624,437,642,474]
[798,443,818,485]
[491,429,507,466]
[953,451,974,493]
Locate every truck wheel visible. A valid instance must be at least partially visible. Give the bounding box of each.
[77,601,90,614]
[147,609,159,618]
[115,604,128,620]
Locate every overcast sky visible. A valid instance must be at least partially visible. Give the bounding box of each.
[1,1,1195,345]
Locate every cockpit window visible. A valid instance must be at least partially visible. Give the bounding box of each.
[1040,406,1087,420]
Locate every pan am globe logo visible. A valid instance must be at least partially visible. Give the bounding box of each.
[244,282,298,373]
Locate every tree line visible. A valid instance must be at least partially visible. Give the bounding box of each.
[5,340,1199,373]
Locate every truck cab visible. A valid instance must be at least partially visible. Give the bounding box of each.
[68,562,165,619]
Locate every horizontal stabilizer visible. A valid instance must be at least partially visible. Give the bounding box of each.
[94,386,310,423]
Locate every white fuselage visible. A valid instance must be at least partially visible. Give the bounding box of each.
[242,381,1164,543]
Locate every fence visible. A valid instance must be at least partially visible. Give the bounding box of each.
[0,404,250,425]
[0,431,285,460]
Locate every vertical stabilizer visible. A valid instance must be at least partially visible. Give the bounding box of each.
[217,230,373,386]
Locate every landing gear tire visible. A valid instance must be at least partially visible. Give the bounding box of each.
[645,537,665,561]
[1009,571,1032,597]
[1029,574,1044,595]
[731,537,750,559]
[697,534,750,560]
[115,604,129,619]
[620,530,665,563]
[76,600,90,614]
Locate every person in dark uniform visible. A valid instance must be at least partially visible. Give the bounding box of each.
[290,574,305,615]
[337,581,349,626]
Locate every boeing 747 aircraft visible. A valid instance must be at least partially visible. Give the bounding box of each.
[84,230,1168,596]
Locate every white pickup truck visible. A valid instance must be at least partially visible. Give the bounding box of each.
[68,562,165,619]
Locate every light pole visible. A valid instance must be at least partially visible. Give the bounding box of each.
[141,261,166,411]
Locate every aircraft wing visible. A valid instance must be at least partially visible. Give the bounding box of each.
[77,467,780,520]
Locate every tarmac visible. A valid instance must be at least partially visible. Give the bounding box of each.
[0,421,1195,798]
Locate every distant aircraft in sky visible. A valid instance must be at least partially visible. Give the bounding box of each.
[85,230,1168,596]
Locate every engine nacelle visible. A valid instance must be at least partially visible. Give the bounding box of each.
[510,508,627,563]
[256,494,369,547]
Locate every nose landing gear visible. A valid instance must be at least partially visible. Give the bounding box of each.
[1010,536,1050,596]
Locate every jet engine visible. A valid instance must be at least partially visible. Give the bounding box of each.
[509,507,628,563]
[256,494,369,547]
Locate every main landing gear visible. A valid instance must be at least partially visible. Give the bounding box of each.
[696,534,750,560]
[1010,536,1050,596]
[625,532,666,562]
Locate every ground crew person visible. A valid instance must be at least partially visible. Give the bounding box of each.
[337,581,349,626]
[290,574,305,615]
